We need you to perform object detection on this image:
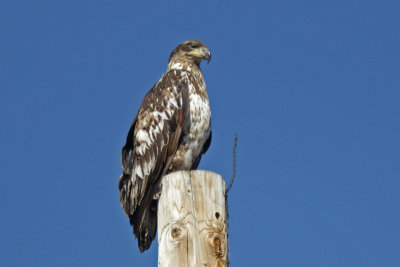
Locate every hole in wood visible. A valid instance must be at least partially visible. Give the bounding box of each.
[215,212,220,219]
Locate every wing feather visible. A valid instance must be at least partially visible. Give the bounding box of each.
[119,70,190,238]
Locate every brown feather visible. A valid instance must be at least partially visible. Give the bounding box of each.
[119,70,191,251]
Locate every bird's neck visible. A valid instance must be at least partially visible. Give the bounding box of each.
[167,58,208,96]
[167,58,201,74]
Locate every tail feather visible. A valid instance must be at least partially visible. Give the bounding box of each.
[120,171,158,252]
[131,200,158,252]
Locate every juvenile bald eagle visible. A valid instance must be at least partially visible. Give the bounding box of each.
[119,40,212,252]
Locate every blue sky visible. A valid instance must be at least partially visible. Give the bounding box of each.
[1,0,399,266]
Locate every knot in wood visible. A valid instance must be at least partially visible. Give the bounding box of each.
[201,220,227,264]
[171,226,182,239]
[207,232,225,259]
[168,222,187,245]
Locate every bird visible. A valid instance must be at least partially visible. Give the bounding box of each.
[119,40,212,252]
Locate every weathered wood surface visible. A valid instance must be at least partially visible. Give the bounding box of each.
[158,170,228,267]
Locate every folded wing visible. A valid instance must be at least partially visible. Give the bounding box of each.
[119,70,190,251]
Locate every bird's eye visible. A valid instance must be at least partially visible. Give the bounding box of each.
[189,43,199,49]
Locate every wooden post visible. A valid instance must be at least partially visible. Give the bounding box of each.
[158,170,228,267]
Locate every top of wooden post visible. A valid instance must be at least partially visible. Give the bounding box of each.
[158,170,228,267]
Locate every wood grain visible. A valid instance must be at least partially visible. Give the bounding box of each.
[158,170,228,267]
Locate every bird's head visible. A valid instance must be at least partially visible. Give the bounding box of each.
[169,40,211,66]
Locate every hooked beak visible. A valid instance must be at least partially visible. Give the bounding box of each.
[189,47,212,63]
[203,48,211,63]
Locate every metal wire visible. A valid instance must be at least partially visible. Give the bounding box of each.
[226,133,238,193]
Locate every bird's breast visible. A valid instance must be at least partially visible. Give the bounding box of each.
[171,77,211,171]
